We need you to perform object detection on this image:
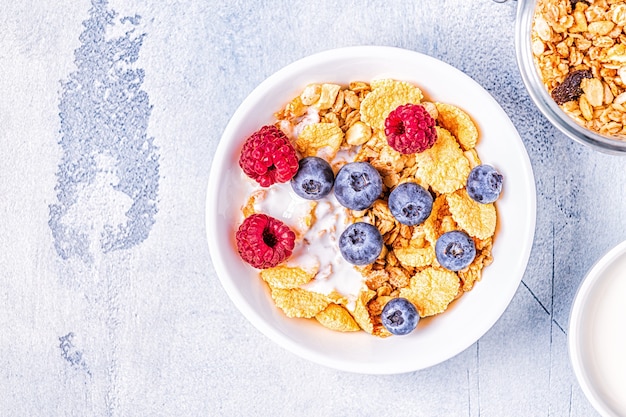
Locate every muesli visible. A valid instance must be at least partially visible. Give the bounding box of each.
[234,79,502,337]
[532,0,626,137]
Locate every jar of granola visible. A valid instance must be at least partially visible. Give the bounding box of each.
[516,0,626,153]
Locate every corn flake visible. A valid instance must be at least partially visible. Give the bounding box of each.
[435,102,479,150]
[260,266,316,289]
[270,287,332,318]
[399,267,461,317]
[315,303,361,332]
[360,79,423,131]
[423,195,449,247]
[394,245,436,268]
[295,122,344,160]
[351,289,376,334]
[242,194,257,218]
[415,127,471,194]
[446,189,496,240]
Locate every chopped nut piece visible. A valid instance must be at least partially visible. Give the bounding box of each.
[344,89,361,109]
[301,84,322,105]
[345,121,372,146]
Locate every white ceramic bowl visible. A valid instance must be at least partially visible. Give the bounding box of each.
[569,240,626,417]
[206,46,536,374]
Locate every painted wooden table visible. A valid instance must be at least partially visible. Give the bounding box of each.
[2,0,623,415]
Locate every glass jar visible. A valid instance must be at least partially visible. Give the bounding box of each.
[515,0,626,154]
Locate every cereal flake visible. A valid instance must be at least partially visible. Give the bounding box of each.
[270,287,332,318]
[415,127,471,194]
[260,266,316,289]
[435,102,479,150]
[446,189,496,240]
[315,303,361,332]
[295,122,344,160]
[399,267,460,317]
[360,79,423,131]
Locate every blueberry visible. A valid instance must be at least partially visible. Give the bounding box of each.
[381,298,419,336]
[388,182,433,226]
[466,165,503,204]
[290,156,334,200]
[435,231,476,271]
[334,162,382,210]
[338,222,383,265]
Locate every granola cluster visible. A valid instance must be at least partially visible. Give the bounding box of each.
[241,79,498,337]
[532,0,626,137]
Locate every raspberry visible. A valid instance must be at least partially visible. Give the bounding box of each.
[235,213,296,269]
[384,104,437,154]
[239,125,299,187]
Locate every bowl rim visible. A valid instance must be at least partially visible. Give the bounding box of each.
[568,240,626,417]
[515,0,626,155]
[206,45,537,374]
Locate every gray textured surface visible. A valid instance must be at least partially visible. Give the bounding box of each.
[1,0,623,415]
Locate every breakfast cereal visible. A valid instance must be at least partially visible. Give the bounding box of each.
[435,102,479,150]
[531,0,626,137]
[315,303,361,332]
[235,78,501,337]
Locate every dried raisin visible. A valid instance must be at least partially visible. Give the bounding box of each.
[550,69,593,105]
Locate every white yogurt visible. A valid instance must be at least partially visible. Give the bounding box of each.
[279,108,321,140]
[241,169,366,310]
[292,108,320,138]
[571,244,626,417]
[293,194,365,310]
[251,181,315,236]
